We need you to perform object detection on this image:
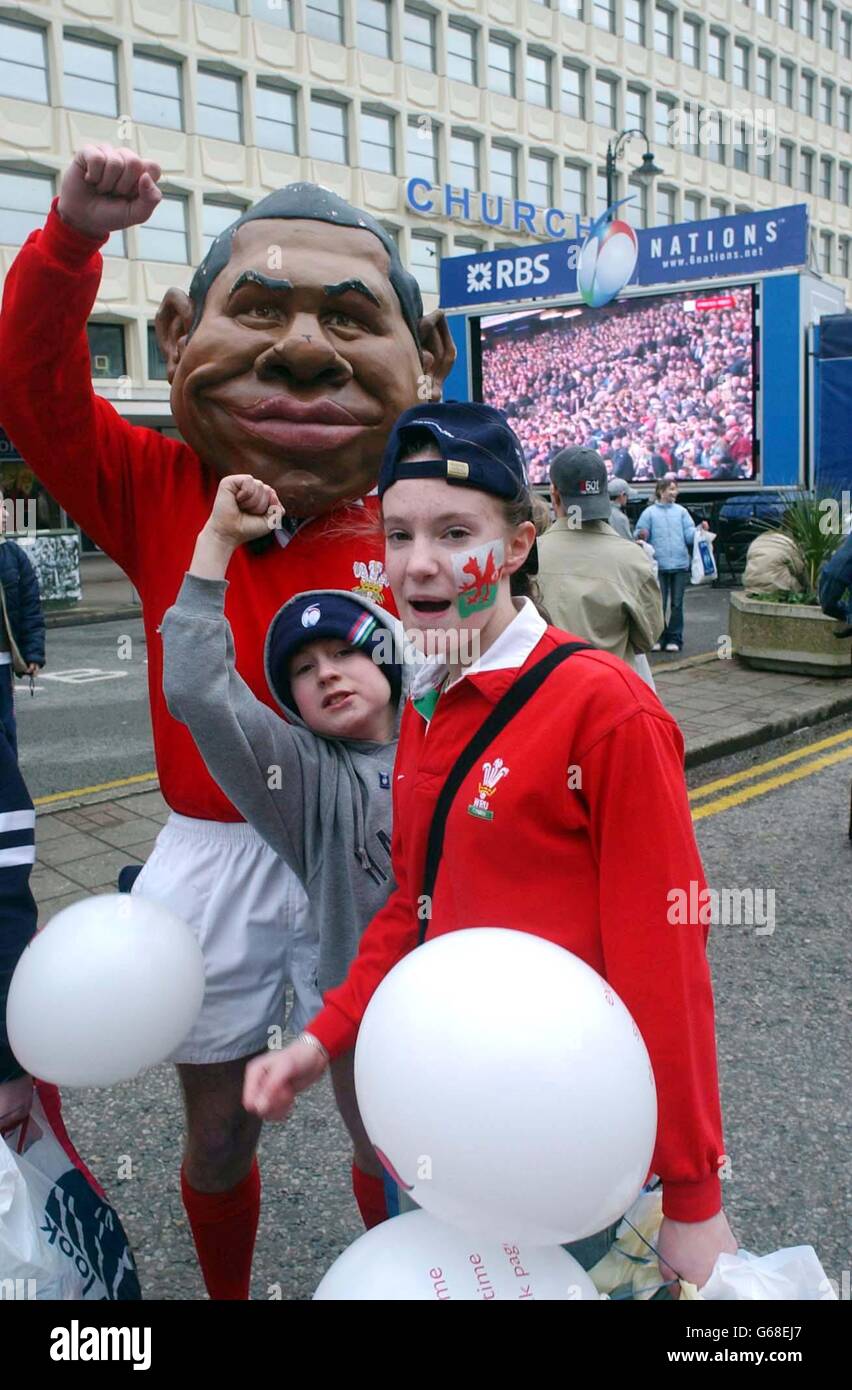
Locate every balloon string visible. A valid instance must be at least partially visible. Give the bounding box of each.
[618,1212,687,1286]
[608,1276,681,1301]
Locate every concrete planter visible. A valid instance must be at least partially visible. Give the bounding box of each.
[730,590,852,676]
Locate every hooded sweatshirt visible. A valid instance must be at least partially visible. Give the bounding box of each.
[161,575,410,997]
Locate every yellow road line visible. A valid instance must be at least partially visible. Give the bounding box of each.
[689,727,852,800]
[692,745,852,821]
[34,771,158,807]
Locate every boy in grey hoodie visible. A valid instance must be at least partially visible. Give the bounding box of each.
[161,474,410,1231]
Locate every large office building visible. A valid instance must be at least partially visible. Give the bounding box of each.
[1,0,851,530]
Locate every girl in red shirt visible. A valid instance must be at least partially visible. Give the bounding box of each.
[243,402,737,1292]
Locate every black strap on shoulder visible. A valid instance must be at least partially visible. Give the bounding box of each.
[417,640,592,944]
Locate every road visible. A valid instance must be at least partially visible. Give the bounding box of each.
[47,715,850,1301]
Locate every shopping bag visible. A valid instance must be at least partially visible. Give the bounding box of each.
[0,1082,141,1300]
[681,1246,837,1301]
[691,529,718,585]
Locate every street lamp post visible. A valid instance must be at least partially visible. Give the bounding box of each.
[605,129,664,223]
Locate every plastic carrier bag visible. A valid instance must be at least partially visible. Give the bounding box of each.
[682,1246,837,1301]
[691,529,718,585]
[0,1082,141,1300]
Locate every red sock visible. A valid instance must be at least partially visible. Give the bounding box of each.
[352,1162,389,1229]
[180,1158,261,1300]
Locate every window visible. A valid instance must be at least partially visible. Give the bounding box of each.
[705,110,725,164]
[654,4,674,57]
[306,0,343,44]
[655,94,675,147]
[734,41,750,88]
[757,147,773,179]
[410,234,439,296]
[593,0,616,32]
[844,13,852,56]
[137,194,188,262]
[779,140,794,185]
[800,70,814,117]
[800,148,814,191]
[681,101,700,155]
[733,120,750,172]
[447,22,476,84]
[559,0,584,15]
[449,131,479,188]
[626,179,647,228]
[800,0,815,36]
[683,191,703,220]
[357,1,391,58]
[133,53,182,130]
[626,85,646,132]
[528,152,553,207]
[822,4,836,46]
[710,198,729,217]
[526,50,551,108]
[256,82,297,152]
[147,325,168,382]
[779,0,794,22]
[202,198,242,254]
[0,169,52,246]
[250,0,293,27]
[595,168,609,214]
[594,75,617,129]
[561,63,585,119]
[820,154,833,197]
[779,61,794,108]
[406,116,437,182]
[380,222,400,248]
[656,186,676,224]
[454,235,485,253]
[0,18,49,104]
[754,0,771,12]
[360,109,395,173]
[840,236,851,279]
[563,162,587,218]
[756,52,772,100]
[197,69,242,142]
[403,7,435,71]
[682,15,700,67]
[840,163,851,204]
[625,0,645,45]
[310,96,348,163]
[487,37,515,97]
[709,30,727,79]
[87,324,126,380]
[63,36,118,117]
[820,80,834,123]
[819,230,833,273]
[490,143,518,199]
[842,90,852,133]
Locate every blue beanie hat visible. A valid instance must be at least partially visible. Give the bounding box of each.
[267,593,401,717]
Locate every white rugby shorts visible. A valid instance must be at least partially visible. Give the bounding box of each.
[131,813,322,1064]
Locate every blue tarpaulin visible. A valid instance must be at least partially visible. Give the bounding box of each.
[816,314,852,495]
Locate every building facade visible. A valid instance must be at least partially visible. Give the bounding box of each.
[0,0,850,527]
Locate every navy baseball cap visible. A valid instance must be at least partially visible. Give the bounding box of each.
[378,402,530,502]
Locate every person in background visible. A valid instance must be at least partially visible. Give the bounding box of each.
[0,492,45,755]
[537,448,663,683]
[607,477,635,541]
[0,728,36,1137]
[635,480,709,654]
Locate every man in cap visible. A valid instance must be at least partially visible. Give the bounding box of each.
[537,448,663,679]
[0,143,454,1297]
[607,477,636,541]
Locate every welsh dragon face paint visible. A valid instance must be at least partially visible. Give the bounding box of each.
[452,539,506,618]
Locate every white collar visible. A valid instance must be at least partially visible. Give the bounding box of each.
[410,598,546,698]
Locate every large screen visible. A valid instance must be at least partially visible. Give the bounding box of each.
[474,283,758,486]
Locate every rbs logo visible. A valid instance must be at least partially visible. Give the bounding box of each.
[465,253,550,295]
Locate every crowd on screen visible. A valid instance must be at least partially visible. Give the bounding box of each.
[481,293,755,486]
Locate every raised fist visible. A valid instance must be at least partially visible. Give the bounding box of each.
[58,144,162,240]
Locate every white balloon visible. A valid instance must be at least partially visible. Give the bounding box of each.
[314,1209,599,1301]
[7,894,205,1087]
[355,929,657,1245]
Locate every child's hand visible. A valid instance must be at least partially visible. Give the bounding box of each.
[206,475,283,548]
[59,144,162,239]
[243,1039,328,1122]
[657,1208,738,1296]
